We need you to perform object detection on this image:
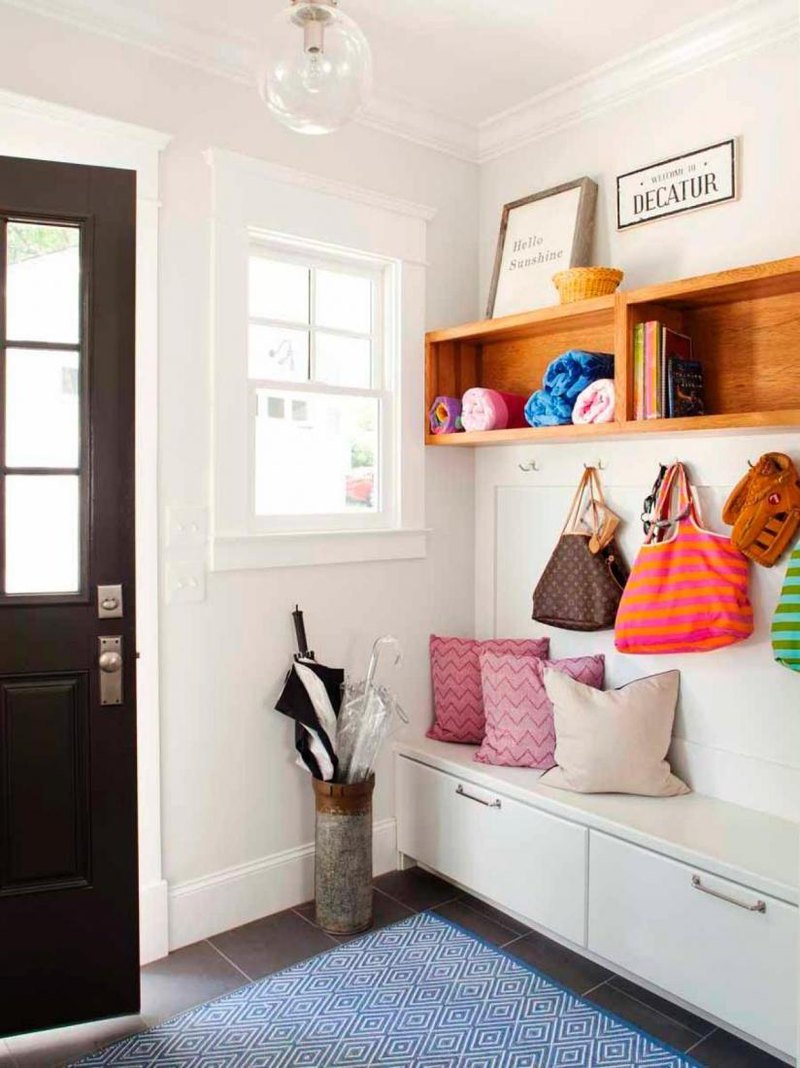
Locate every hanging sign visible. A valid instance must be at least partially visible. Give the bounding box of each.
[617,139,736,230]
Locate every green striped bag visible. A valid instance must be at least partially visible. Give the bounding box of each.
[773,541,800,671]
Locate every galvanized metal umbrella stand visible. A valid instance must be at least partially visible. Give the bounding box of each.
[276,611,405,938]
[313,775,375,935]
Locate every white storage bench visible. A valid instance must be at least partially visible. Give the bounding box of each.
[395,736,799,1060]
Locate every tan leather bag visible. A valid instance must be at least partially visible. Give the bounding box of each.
[723,453,800,567]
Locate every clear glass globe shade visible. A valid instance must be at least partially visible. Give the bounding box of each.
[259,1,373,135]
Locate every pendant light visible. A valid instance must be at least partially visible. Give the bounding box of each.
[259,0,373,135]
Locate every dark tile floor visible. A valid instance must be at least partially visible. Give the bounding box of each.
[1,866,786,1067]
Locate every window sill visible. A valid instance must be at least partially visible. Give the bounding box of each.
[210,527,429,572]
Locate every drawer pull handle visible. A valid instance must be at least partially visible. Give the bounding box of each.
[456,784,501,809]
[691,875,766,914]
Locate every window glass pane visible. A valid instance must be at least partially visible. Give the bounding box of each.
[314,332,371,388]
[5,475,80,594]
[6,222,80,344]
[249,256,309,323]
[315,269,372,334]
[255,390,378,515]
[248,324,309,381]
[6,349,80,468]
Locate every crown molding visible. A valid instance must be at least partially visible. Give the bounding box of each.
[205,147,438,222]
[3,0,797,166]
[358,93,478,163]
[1,0,256,83]
[477,0,800,163]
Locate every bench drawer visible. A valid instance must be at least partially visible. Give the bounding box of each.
[588,831,798,1055]
[396,756,587,945]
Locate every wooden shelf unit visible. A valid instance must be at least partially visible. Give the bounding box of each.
[425,255,800,446]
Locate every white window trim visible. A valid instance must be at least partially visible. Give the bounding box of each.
[245,236,394,534]
[206,148,434,571]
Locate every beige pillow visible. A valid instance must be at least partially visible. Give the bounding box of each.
[539,669,689,797]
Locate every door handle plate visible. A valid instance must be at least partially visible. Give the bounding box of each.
[98,636,123,706]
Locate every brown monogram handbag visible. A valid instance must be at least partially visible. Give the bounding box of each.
[532,467,629,631]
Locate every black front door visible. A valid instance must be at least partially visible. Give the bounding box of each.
[0,156,139,1036]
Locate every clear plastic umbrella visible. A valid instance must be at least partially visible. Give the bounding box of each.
[336,636,408,783]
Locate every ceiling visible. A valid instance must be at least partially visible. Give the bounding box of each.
[5,0,787,160]
[96,0,733,125]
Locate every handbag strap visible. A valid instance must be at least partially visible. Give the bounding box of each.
[646,462,699,543]
[561,467,604,537]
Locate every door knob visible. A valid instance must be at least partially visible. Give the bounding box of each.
[99,650,122,673]
[98,636,123,705]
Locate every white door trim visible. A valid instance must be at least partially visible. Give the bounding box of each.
[0,89,171,963]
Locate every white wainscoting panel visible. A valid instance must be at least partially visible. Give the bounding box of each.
[475,432,800,823]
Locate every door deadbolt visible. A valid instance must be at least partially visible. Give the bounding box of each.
[97,584,123,619]
[98,636,123,706]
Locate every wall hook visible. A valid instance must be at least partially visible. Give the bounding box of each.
[518,460,539,472]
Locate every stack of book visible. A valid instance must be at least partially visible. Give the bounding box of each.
[633,322,705,420]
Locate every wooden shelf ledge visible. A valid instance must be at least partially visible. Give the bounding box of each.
[426,409,800,448]
[426,294,616,345]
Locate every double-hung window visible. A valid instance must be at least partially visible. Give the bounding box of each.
[247,242,394,531]
[208,149,430,571]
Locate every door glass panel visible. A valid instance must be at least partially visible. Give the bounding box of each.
[5,475,80,594]
[315,269,372,334]
[6,223,80,344]
[314,332,371,388]
[249,256,309,324]
[248,324,309,381]
[6,349,80,468]
[254,389,378,515]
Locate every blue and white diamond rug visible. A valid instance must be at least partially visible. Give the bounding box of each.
[75,911,700,1066]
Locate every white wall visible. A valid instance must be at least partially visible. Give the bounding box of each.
[476,37,800,824]
[480,36,800,297]
[0,5,479,949]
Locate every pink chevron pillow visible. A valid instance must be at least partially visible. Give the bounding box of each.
[475,653,605,768]
[427,635,550,744]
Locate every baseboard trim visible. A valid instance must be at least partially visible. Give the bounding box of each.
[140,878,170,965]
[168,818,397,951]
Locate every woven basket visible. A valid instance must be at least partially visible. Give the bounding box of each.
[552,267,624,304]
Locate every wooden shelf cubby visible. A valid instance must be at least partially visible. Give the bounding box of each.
[425,255,800,446]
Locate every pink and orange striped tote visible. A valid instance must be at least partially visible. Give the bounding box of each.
[615,463,753,654]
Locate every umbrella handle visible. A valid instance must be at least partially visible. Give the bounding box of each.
[292,605,312,659]
[364,635,402,694]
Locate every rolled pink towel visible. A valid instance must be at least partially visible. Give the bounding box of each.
[572,378,615,425]
[461,388,528,432]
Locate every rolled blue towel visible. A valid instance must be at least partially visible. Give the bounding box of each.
[543,350,614,401]
[525,389,574,427]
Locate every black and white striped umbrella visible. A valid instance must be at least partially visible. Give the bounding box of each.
[274,608,343,781]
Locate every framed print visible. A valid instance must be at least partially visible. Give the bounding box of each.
[486,177,597,318]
